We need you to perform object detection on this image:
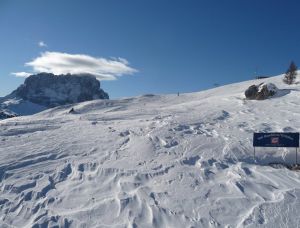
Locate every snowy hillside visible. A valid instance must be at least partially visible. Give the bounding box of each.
[0,98,47,117]
[0,74,300,227]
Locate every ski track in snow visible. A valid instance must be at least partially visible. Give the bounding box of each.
[0,75,300,227]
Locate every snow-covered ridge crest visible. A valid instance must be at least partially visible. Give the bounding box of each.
[0,73,300,227]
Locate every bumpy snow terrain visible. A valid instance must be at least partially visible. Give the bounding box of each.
[0,74,300,227]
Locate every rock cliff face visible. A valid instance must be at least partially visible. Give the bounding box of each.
[0,73,109,120]
[0,110,17,120]
[13,73,109,107]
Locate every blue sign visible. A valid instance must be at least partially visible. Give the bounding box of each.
[253,133,299,148]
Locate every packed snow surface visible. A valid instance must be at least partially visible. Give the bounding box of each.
[0,75,300,227]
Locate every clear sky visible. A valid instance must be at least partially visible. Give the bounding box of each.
[1,0,300,98]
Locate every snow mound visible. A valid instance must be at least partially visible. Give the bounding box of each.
[258,82,278,93]
[0,74,300,227]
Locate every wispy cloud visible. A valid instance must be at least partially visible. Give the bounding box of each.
[38,41,47,47]
[11,72,32,78]
[12,51,137,80]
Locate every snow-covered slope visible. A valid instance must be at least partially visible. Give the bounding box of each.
[0,74,300,227]
[0,98,47,116]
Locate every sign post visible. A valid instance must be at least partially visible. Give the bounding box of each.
[253,132,299,165]
[296,148,298,165]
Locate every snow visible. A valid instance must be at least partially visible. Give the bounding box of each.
[0,74,300,227]
[0,98,47,116]
[258,82,278,94]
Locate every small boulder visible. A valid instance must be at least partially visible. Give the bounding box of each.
[244,85,258,99]
[256,83,277,100]
[245,83,278,100]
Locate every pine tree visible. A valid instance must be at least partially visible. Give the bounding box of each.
[283,61,297,85]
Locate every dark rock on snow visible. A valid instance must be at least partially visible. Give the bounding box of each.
[244,85,258,99]
[245,83,277,100]
[0,110,17,120]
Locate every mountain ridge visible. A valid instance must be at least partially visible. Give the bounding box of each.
[0,73,109,119]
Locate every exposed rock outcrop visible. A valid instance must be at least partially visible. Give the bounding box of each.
[244,85,258,99]
[0,110,17,120]
[13,73,109,107]
[0,73,109,120]
[245,83,277,100]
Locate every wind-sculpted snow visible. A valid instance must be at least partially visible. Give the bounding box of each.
[0,75,300,227]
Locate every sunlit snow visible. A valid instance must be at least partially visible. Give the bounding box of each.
[0,74,300,227]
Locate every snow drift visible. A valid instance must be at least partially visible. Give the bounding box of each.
[0,74,299,227]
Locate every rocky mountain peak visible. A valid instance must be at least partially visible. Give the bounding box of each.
[13,73,109,107]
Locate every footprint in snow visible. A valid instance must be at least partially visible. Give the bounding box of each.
[282,126,295,132]
[164,140,179,148]
[259,123,272,133]
[169,122,219,137]
[152,136,179,148]
[119,130,130,137]
[213,110,230,121]
[181,155,200,166]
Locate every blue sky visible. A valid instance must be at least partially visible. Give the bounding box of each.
[1,0,300,98]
